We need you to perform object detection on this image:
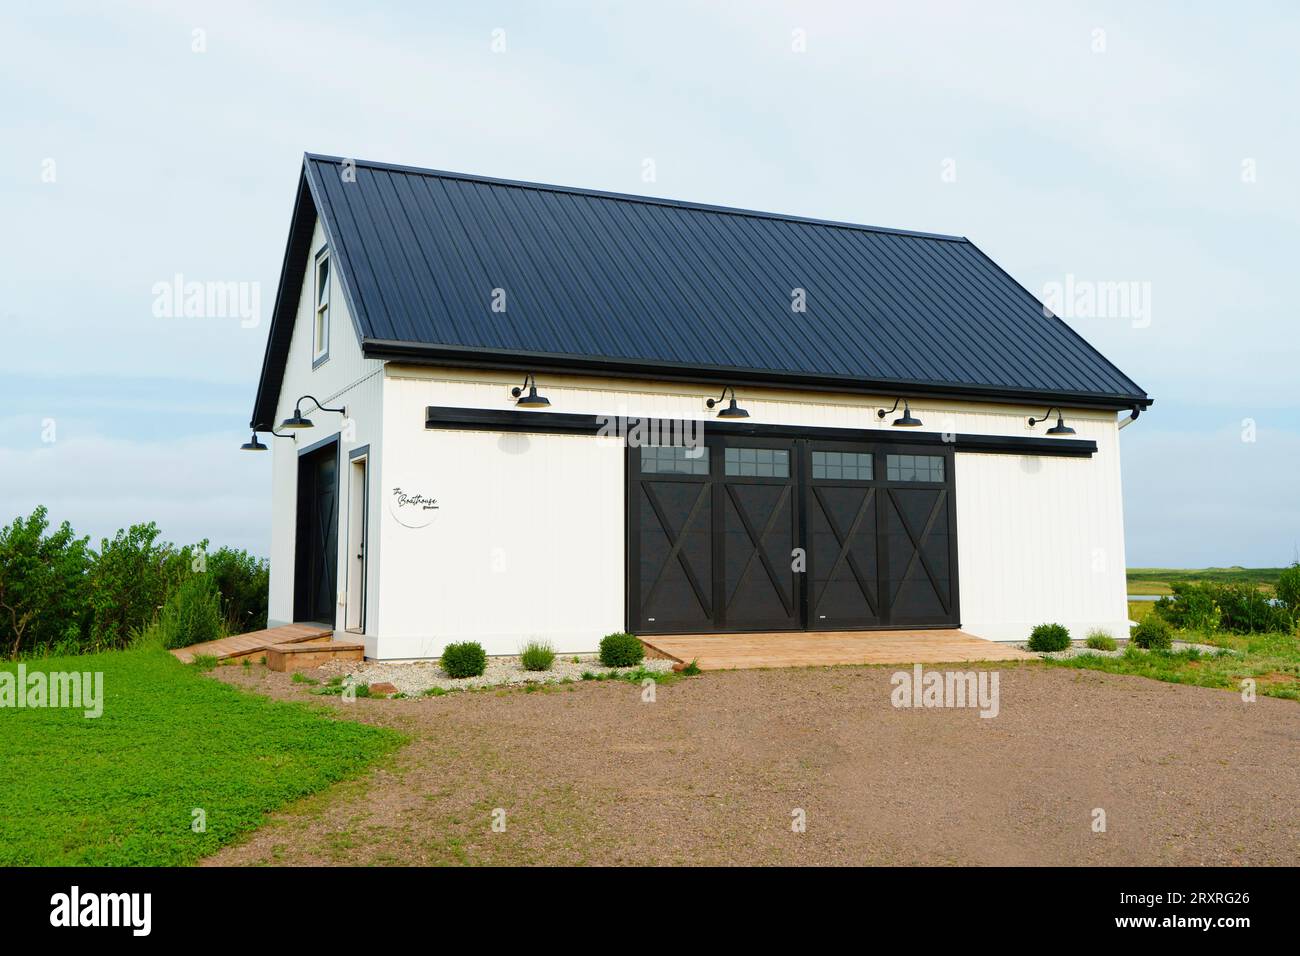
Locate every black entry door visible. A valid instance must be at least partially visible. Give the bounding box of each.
[294,441,339,624]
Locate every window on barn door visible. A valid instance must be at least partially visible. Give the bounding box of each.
[313,251,330,365]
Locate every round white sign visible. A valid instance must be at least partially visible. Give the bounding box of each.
[389,486,440,528]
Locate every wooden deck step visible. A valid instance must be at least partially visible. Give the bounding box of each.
[265,639,365,672]
[170,623,334,664]
[639,629,1036,671]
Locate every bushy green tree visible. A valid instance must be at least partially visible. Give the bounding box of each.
[207,546,270,633]
[0,507,92,658]
[1277,563,1300,618]
[87,522,175,651]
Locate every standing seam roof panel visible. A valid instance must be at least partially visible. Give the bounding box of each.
[297,155,1149,405]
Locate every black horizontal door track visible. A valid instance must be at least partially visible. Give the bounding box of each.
[425,406,1099,458]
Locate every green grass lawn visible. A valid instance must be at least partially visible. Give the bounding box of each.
[1046,630,1300,701]
[1126,566,1284,595]
[0,646,402,865]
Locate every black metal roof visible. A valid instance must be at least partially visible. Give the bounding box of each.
[251,154,1150,428]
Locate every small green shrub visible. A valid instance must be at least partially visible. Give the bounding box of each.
[189,654,218,671]
[159,574,225,650]
[1027,623,1071,652]
[598,632,644,667]
[1084,630,1117,651]
[441,641,487,678]
[1132,615,1173,649]
[520,641,556,672]
[680,659,702,676]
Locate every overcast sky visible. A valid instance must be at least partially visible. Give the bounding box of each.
[1,0,1296,567]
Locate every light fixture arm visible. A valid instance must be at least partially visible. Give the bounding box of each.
[510,374,537,399]
[706,386,736,409]
[294,395,346,417]
[1028,407,1063,426]
[877,397,906,420]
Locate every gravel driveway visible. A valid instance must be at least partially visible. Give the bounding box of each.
[206,662,1299,866]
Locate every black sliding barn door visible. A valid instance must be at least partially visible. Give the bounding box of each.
[880,482,956,626]
[717,438,800,631]
[294,441,339,625]
[629,445,714,632]
[805,444,881,629]
[628,436,957,634]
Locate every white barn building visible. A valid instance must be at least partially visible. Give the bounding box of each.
[246,155,1151,660]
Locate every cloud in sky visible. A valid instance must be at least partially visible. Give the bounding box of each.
[0,0,1296,566]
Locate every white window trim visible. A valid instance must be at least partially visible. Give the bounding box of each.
[313,249,331,366]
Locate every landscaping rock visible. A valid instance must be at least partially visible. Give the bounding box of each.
[314,653,675,697]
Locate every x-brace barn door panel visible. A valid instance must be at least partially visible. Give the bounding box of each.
[629,456,715,633]
[881,486,955,626]
[806,449,882,629]
[714,436,799,631]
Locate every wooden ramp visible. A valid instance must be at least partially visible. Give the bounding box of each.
[640,629,1035,671]
[170,623,335,664]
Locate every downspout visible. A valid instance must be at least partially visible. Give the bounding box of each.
[1117,406,1142,430]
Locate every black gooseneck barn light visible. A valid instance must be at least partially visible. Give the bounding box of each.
[511,374,551,408]
[706,386,749,419]
[240,428,293,451]
[280,395,346,431]
[877,397,923,427]
[1028,407,1076,436]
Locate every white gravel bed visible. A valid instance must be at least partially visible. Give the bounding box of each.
[1016,638,1230,661]
[312,653,675,696]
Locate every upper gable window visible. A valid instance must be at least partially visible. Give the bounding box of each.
[313,251,330,365]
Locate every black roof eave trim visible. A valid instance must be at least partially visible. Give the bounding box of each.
[369,339,1153,412]
[250,171,316,430]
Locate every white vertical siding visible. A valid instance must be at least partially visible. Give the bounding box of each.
[361,367,1130,656]
[377,374,624,657]
[953,427,1129,641]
